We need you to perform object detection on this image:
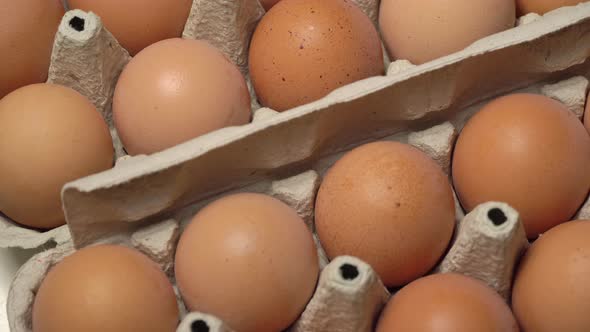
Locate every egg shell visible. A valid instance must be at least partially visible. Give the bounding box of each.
[0,0,64,98]
[512,220,590,332]
[249,0,384,111]
[67,0,192,55]
[376,273,519,332]
[113,38,251,155]
[32,244,179,332]
[0,83,114,229]
[315,141,456,287]
[174,193,319,332]
[452,93,590,239]
[516,0,588,15]
[379,0,515,64]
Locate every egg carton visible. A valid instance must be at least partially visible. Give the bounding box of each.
[2,0,590,249]
[7,70,590,331]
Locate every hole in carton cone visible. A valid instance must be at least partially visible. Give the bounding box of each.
[339,263,359,280]
[69,17,85,32]
[191,319,210,332]
[488,208,507,226]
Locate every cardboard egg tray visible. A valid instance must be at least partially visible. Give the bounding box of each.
[8,71,590,332]
[3,0,590,249]
[6,0,590,331]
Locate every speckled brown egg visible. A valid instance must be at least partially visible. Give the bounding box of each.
[0,0,64,98]
[249,0,384,111]
[33,244,179,332]
[67,0,192,55]
[315,141,455,288]
[512,220,590,332]
[452,93,590,239]
[377,273,519,332]
[0,83,113,229]
[113,38,251,155]
[175,193,319,332]
[516,0,588,15]
[379,0,515,64]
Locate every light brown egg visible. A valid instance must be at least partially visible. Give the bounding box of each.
[249,0,384,111]
[67,0,192,55]
[516,0,588,15]
[512,220,590,332]
[379,0,515,64]
[452,93,590,239]
[33,244,179,332]
[113,38,251,155]
[175,193,319,332]
[0,0,64,98]
[376,273,519,332]
[0,83,113,229]
[315,141,455,287]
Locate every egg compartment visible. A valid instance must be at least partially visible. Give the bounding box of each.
[2,0,590,248]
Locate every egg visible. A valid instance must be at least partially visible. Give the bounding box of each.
[379,0,515,64]
[376,273,519,332]
[260,0,281,11]
[249,0,384,111]
[584,90,590,133]
[0,83,114,229]
[67,0,192,55]
[175,193,319,332]
[0,0,64,98]
[512,220,590,332]
[113,38,251,155]
[452,93,590,239]
[315,141,455,287]
[33,244,179,332]
[516,0,588,15]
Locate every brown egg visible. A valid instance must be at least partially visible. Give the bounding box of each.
[584,90,590,133]
[376,273,519,332]
[33,244,179,332]
[0,0,64,98]
[315,141,455,287]
[452,93,590,239]
[516,0,588,15]
[260,0,281,11]
[379,0,515,64]
[113,38,251,155]
[249,0,384,111]
[0,83,113,229]
[67,0,192,55]
[175,193,319,332]
[512,220,590,332]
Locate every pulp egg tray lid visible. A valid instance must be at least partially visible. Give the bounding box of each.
[0,0,589,248]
